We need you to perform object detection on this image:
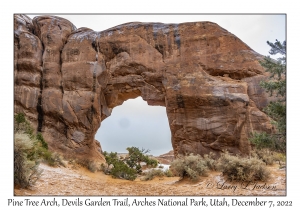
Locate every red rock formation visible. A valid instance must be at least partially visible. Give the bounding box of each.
[14,15,43,128]
[14,15,274,161]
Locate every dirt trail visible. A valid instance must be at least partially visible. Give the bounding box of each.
[14,163,286,196]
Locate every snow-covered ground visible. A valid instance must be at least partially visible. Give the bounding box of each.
[143,163,170,172]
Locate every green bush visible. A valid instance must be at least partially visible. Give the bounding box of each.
[125,147,158,173]
[217,152,270,182]
[14,133,43,188]
[14,113,34,138]
[249,132,275,149]
[110,163,137,181]
[36,132,48,150]
[15,113,25,124]
[249,132,285,152]
[143,156,158,168]
[102,152,137,180]
[170,154,208,181]
[102,147,158,181]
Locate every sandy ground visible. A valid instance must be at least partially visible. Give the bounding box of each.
[14,162,286,196]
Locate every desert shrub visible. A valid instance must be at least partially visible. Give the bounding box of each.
[103,151,119,168]
[36,132,48,150]
[100,163,108,173]
[110,162,137,180]
[102,147,158,181]
[273,152,286,164]
[203,152,217,170]
[251,149,277,165]
[256,150,286,168]
[141,169,164,181]
[87,161,98,173]
[164,169,173,177]
[102,152,137,180]
[45,152,66,167]
[250,132,285,152]
[250,132,275,149]
[14,133,42,188]
[14,114,34,138]
[143,156,158,168]
[54,153,66,167]
[14,113,45,188]
[170,154,208,181]
[33,141,64,167]
[34,146,51,162]
[15,113,25,124]
[185,167,199,181]
[217,152,270,182]
[14,113,66,167]
[76,159,99,172]
[125,147,158,173]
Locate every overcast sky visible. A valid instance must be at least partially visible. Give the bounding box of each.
[27,14,286,156]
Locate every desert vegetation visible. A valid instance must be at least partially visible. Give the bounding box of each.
[169,151,278,182]
[251,39,286,154]
[170,154,209,181]
[14,113,65,188]
[14,132,43,188]
[99,146,284,183]
[14,112,285,188]
[216,152,270,182]
[101,147,159,180]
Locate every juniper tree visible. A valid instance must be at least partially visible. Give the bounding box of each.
[260,40,286,98]
[258,39,286,151]
[101,147,158,180]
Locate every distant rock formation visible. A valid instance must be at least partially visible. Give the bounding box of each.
[156,150,174,165]
[14,14,274,161]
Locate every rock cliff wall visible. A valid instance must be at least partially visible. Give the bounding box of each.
[14,15,274,160]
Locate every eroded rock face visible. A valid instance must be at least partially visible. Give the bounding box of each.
[14,15,274,160]
[14,15,43,128]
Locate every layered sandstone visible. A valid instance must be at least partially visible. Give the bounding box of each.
[14,15,43,128]
[14,15,274,161]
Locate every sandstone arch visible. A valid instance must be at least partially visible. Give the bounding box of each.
[14,15,274,161]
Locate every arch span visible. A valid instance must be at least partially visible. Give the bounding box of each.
[14,15,274,161]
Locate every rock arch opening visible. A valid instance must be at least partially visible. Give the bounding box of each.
[96,97,172,156]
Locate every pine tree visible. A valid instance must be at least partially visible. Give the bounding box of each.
[259,39,286,152]
[260,40,286,98]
